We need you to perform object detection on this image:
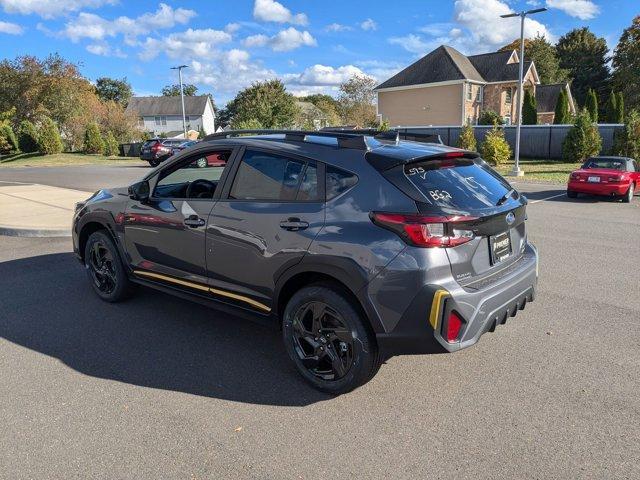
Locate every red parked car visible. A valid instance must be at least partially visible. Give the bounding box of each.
[567,156,639,203]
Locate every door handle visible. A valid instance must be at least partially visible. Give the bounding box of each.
[279,217,309,231]
[184,215,205,228]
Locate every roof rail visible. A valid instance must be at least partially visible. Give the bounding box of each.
[202,129,372,150]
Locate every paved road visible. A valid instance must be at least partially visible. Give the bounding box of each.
[0,164,150,192]
[1,179,639,479]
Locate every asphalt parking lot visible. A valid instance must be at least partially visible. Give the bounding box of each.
[1,167,639,479]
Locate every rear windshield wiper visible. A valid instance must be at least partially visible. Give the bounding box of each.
[496,188,518,206]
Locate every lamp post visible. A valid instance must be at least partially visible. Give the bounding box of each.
[500,7,547,177]
[171,65,189,138]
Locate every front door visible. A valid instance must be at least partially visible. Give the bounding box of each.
[206,148,325,313]
[124,148,233,289]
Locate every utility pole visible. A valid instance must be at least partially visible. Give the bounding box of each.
[500,7,547,177]
[171,65,189,138]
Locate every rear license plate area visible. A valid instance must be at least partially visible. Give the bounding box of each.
[588,176,600,183]
[490,231,512,265]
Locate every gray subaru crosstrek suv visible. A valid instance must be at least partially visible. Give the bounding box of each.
[72,130,538,394]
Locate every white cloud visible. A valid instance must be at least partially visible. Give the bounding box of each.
[253,0,308,26]
[139,28,233,60]
[242,27,316,52]
[388,34,437,55]
[87,42,126,58]
[360,18,377,31]
[62,3,195,42]
[325,23,352,32]
[546,0,599,20]
[0,19,23,34]
[285,64,371,87]
[0,0,116,18]
[225,22,241,33]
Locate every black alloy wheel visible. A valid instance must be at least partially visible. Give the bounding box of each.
[88,240,117,295]
[290,301,354,381]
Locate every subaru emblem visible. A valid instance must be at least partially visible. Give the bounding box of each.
[506,212,515,225]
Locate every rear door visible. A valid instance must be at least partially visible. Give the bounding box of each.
[390,155,528,285]
[206,148,325,313]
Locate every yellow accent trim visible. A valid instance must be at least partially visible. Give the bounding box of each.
[134,270,271,313]
[429,290,449,330]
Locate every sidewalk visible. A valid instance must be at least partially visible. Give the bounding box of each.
[0,182,90,237]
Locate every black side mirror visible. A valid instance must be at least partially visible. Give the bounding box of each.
[128,180,150,202]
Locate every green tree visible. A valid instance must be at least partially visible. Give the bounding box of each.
[83,122,105,154]
[198,126,206,139]
[522,90,537,125]
[606,91,618,123]
[18,120,39,152]
[0,123,18,153]
[103,131,119,156]
[612,16,640,112]
[556,28,610,108]
[586,89,599,123]
[37,116,63,154]
[553,89,570,124]
[562,109,602,162]
[478,110,503,125]
[612,109,640,158]
[457,123,477,151]
[231,118,264,130]
[500,35,567,84]
[229,80,298,129]
[480,125,511,166]
[162,84,198,96]
[95,77,132,106]
[616,92,625,123]
[338,75,377,127]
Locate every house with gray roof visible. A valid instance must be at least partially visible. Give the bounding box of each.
[126,95,216,138]
[375,45,575,126]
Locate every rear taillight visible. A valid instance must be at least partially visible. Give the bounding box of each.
[445,311,464,343]
[607,176,622,183]
[570,172,580,180]
[151,142,161,152]
[371,212,477,248]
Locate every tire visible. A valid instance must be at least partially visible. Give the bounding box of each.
[623,183,634,203]
[148,159,160,167]
[282,284,382,394]
[84,231,135,302]
[567,190,578,198]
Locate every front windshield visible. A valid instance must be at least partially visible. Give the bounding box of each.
[582,158,626,170]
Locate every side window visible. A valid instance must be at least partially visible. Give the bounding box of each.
[154,151,230,199]
[230,150,318,201]
[326,166,358,200]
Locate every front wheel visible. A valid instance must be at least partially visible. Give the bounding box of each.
[623,183,634,203]
[282,284,382,394]
[84,231,135,302]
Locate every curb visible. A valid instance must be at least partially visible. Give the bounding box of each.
[0,225,71,238]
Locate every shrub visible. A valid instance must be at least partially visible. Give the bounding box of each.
[83,122,105,154]
[553,89,570,124]
[480,125,511,166]
[586,89,598,123]
[0,123,18,154]
[18,120,39,153]
[562,109,602,162]
[478,110,503,126]
[616,92,624,123]
[232,118,263,130]
[37,117,63,155]
[457,123,477,151]
[103,131,119,156]
[378,119,390,132]
[612,109,640,158]
[522,90,537,125]
[606,91,618,123]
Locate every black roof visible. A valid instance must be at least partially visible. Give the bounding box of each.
[126,96,211,116]
[535,84,566,112]
[376,46,534,90]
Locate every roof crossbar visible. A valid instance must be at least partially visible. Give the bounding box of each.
[203,129,372,150]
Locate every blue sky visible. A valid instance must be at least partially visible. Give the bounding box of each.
[0,0,636,105]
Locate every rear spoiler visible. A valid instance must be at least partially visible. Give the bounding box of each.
[366,149,479,171]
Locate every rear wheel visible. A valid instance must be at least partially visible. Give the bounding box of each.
[623,183,634,203]
[567,190,578,198]
[84,231,135,302]
[148,158,160,167]
[282,285,382,394]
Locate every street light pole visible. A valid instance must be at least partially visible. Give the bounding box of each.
[500,7,547,177]
[171,65,189,139]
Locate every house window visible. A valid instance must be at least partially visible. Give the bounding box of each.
[466,84,473,101]
[154,116,167,126]
[504,88,512,104]
[476,86,482,103]
[138,117,144,128]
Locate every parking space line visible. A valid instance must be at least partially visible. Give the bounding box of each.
[529,193,566,204]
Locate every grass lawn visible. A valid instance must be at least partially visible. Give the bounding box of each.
[496,159,580,184]
[0,152,144,167]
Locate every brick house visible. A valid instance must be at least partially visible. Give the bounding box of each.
[375,45,575,126]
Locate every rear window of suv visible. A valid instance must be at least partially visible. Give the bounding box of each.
[404,157,514,210]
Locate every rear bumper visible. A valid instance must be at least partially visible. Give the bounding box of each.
[568,181,629,195]
[376,243,538,357]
